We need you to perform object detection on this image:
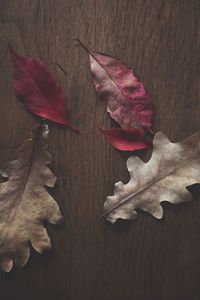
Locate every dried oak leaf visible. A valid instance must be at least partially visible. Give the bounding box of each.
[10,47,78,131]
[103,131,200,223]
[0,124,62,272]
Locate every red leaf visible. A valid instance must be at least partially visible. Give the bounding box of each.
[10,47,78,131]
[88,49,153,132]
[100,128,150,151]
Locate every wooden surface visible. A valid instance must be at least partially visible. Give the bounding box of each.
[0,0,200,299]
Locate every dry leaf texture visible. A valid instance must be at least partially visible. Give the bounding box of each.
[0,124,62,272]
[89,51,153,131]
[103,132,200,223]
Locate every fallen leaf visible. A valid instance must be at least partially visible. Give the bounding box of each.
[103,131,200,223]
[10,47,78,131]
[0,124,62,272]
[100,128,150,151]
[77,40,154,151]
[88,49,153,131]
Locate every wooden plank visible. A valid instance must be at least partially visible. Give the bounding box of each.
[0,0,199,299]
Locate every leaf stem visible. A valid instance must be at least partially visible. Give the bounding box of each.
[74,39,91,54]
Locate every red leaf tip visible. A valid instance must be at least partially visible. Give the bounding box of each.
[100,127,150,151]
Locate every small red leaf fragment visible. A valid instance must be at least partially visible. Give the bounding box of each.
[100,128,150,151]
[10,47,78,131]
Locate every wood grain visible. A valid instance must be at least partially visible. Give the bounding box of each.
[0,0,200,299]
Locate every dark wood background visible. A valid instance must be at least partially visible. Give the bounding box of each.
[0,0,200,299]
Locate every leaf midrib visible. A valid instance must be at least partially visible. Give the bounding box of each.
[0,126,41,247]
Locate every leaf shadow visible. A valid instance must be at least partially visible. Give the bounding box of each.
[0,175,7,183]
[102,218,134,234]
[101,184,200,234]
[158,184,200,217]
